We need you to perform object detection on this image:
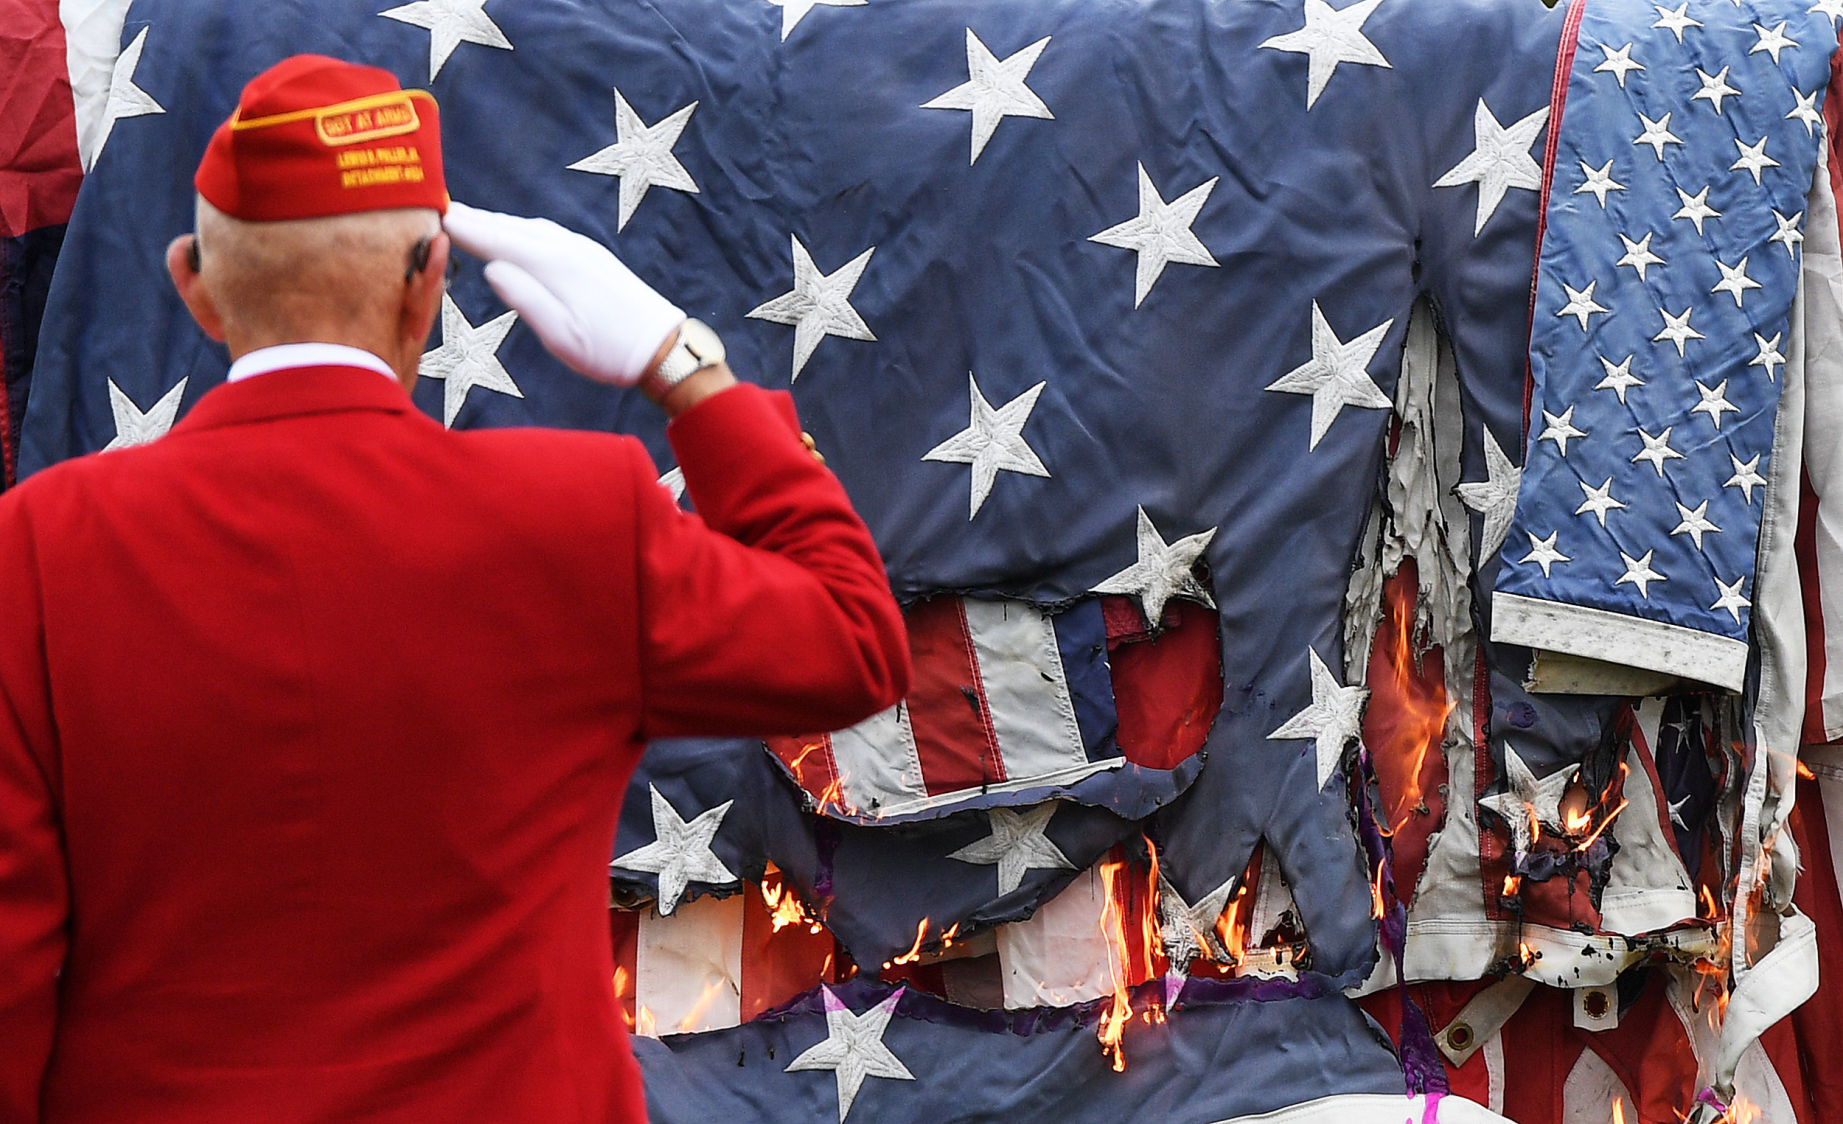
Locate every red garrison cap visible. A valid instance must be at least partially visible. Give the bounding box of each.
[195,55,447,221]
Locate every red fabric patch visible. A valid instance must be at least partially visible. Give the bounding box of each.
[1105,597,1221,770]
[0,0,83,237]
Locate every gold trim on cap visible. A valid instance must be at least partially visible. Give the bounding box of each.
[230,88,437,146]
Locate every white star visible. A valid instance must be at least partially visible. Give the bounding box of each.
[1537,406,1587,456]
[1456,426,1522,560]
[1691,66,1740,115]
[922,373,1051,518]
[1725,453,1768,503]
[767,0,865,41]
[1731,137,1780,186]
[1433,100,1549,235]
[922,30,1054,165]
[1671,500,1722,550]
[1653,306,1704,356]
[87,27,165,173]
[418,294,522,428]
[1557,280,1610,331]
[1263,300,1394,450]
[1576,477,1628,526]
[1090,506,1217,628]
[1616,232,1665,280]
[1576,159,1626,207]
[1595,355,1645,403]
[785,988,915,1122]
[1634,111,1684,160]
[1712,257,1762,308]
[1668,793,1693,832]
[1652,3,1702,42]
[1752,22,1799,63]
[1672,186,1720,234]
[1691,379,1739,430]
[1815,0,1843,24]
[102,377,186,450]
[1711,576,1751,624]
[1089,163,1220,307]
[1258,0,1392,110]
[610,786,736,915]
[1267,646,1368,791]
[747,236,877,381]
[1769,209,1805,260]
[379,0,513,80]
[1788,90,1824,136]
[1751,332,1786,381]
[1616,549,1666,598]
[1520,531,1570,578]
[1632,426,1685,476]
[1478,743,1578,852]
[948,804,1074,895]
[1156,871,1234,970]
[1594,42,1645,87]
[566,91,699,232]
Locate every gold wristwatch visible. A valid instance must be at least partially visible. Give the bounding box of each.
[639,319,725,403]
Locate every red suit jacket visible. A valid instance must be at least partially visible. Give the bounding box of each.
[0,365,909,1122]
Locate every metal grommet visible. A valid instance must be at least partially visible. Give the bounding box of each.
[1583,989,1610,1020]
[1446,1023,1474,1050]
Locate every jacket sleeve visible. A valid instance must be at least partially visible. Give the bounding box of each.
[0,500,67,1123]
[632,383,910,740]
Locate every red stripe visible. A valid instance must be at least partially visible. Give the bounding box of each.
[1520,0,1589,434]
[763,731,843,810]
[1798,472,1832,744]
[908,597,1002,796]
[1473,645,1507,919]
[1789,773,1843,1120]
[739,879,837,1023]
[1106,597,1220,769]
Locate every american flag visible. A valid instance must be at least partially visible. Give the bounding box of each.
[1493,0,1835,694]
[8,0,1843,1119]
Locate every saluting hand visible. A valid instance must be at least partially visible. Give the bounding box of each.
[442,201,685,387]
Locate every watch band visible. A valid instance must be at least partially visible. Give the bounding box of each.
[639,319,725,402]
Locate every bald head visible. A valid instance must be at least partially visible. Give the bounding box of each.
[168,199,450,387]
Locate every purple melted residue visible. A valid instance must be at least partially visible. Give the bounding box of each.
[1355,748,1450,1100]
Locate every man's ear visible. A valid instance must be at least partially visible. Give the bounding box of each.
[166,235,226,342]
[401,230,449,347]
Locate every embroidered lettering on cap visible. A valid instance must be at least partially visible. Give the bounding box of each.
[316,95,421,146]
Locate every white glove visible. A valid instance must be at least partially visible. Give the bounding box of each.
[442,200,686,386]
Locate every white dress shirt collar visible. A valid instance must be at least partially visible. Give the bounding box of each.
[226,343,398,384]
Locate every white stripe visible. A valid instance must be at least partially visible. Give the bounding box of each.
[1793,143,1843,739]
[59,0,133,172]
[994,865,1116,1009]
[1491,592,1750,692]
[1808,745,1843,907]
[962,599,1090,784]
[634,892,742,1038]
[1483,1031,1505,1117]
[842,758,1122,823]
[827,702,928,818]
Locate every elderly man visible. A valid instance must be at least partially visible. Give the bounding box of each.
[0,55,908,1122]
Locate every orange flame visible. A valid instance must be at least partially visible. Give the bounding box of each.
[1096,854,1136,1071]
[1798,758,1816,781]
[1373,569,1457,835]
[613,966,635,1029]
[636,1004,657,1038]
[761,863,825,934]
[1612,1101,1625,1124]
[1502,874,1522,899]
[883,918,961,969]
[1727,1093,1761,1123]
[1370,854,1387,920]
[676,978,726,1034]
